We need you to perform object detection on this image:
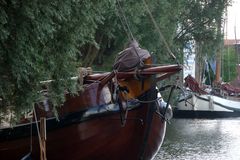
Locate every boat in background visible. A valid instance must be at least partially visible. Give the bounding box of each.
[175,11,240,119]
[174,75,240,118]
[0,47,181,159]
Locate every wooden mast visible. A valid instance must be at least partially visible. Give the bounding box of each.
[215,48,221,82]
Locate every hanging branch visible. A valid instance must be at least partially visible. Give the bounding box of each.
[142,0,176,61]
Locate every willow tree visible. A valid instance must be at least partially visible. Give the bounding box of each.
[0,0,113,120]
[174,0,231,84]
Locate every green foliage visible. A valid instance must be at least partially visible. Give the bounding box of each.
[0,0,109,120]
[176,0,230,49]
[177,0,228,40]
[222,46,238,82]
[91,0,186,70]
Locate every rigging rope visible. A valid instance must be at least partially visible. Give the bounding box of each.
[116,0,179,65]
[142,0,177,61]
[115,4,131,41]
[33,106,46,160]
[116,0,135,41]
[30,116,33,153]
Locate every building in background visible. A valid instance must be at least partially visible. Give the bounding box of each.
[183,54,195,78]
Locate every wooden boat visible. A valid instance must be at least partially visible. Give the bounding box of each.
[0,56,181,159]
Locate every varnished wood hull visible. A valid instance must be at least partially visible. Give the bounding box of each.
[0,88,166,160]
[0,63,182,159]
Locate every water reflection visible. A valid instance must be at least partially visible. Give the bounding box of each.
[155,118,240,160]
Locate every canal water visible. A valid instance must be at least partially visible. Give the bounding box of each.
[155,118,240,160]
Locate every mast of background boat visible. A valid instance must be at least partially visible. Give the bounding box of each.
[214,3,230,84]
[214,17,222,83]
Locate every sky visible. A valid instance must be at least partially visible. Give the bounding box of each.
[226,0,240,39]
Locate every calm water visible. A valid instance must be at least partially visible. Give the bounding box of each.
[155,118,240,160]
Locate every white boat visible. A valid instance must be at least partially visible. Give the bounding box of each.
[175,90,240,118]
[174,75,240,118]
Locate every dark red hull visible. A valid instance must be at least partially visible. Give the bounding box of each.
[0,90,166,160]
[0,64,182,159]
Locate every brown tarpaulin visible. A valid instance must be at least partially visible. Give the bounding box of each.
[113,42,150,72]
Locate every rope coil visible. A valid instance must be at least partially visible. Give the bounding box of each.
[78,67,93,85]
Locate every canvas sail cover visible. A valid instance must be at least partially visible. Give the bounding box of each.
[184,75,207,94]
[113,46,151,72]
[221,83,240,94]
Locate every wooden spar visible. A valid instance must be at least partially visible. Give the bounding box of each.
[40,117,46,160]
[99,71,115,86]
[116,65,181,78]
[215,49,221,83]
[85,64,182,81]
[39,65,181,85]
[214,18,222,83]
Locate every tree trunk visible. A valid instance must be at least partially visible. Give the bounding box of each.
[195,41,203,85]
[83,34,104,67]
